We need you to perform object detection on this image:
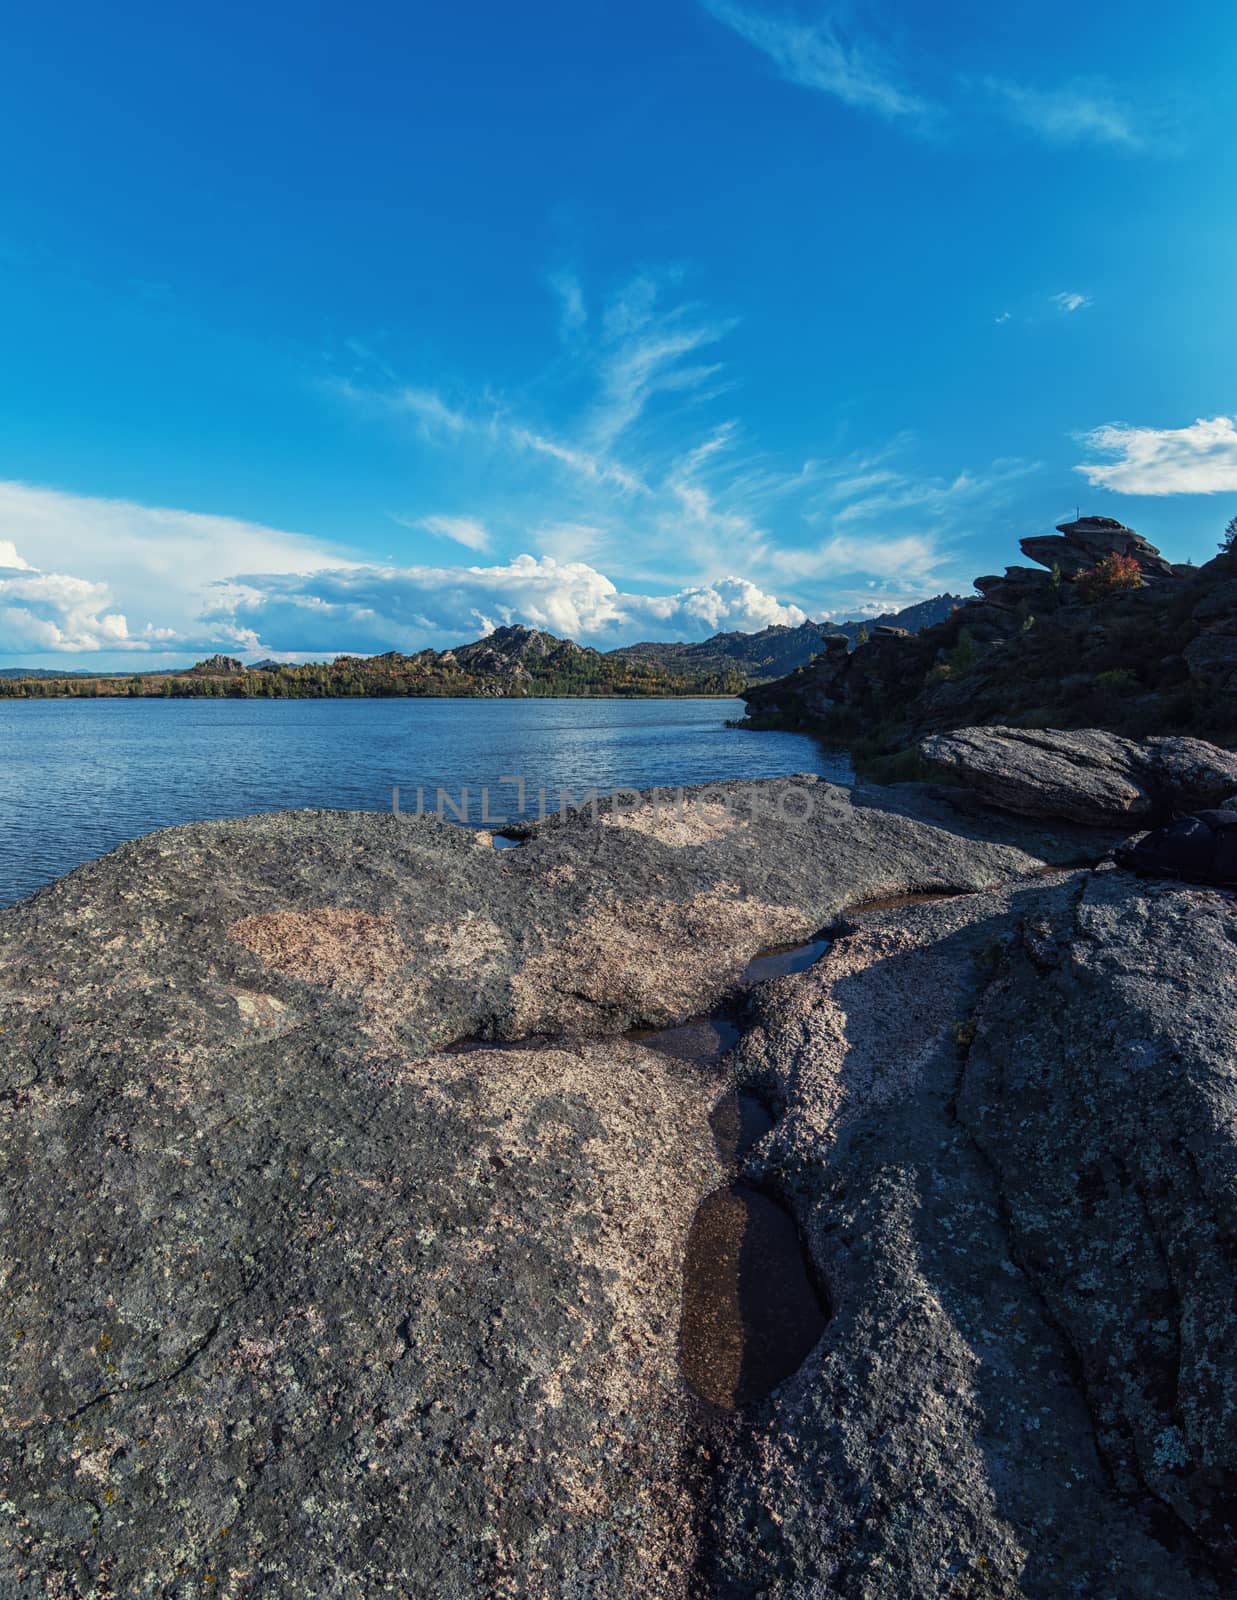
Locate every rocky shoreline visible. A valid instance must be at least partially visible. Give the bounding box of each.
[2,766,1234,1597]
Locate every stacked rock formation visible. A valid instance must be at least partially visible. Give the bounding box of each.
[967,515,1176,634]
[1021,514,1178,580]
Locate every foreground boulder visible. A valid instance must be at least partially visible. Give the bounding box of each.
[919,726,1237,825]
[1,782,1232,1596]
[1,1036,717,1596]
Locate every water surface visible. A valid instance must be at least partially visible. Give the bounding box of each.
[0,696,850,904]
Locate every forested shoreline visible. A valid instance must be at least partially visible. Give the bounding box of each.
[0,654,747,700]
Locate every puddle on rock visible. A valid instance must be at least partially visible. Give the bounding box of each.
[492,833,524,850]
[740,936,831,985]
[628,1013,741,1066]
[680,1182,827,1411]
[678,1054,826,1409]
[709,1087,774,1168]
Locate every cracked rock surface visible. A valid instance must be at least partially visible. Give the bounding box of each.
[704,873,1234,1598]
[0,776,1230,1597]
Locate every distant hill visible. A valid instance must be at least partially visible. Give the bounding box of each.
[607,620,832,681]
[0,667,106,680]
[610,595,966,683]
[0,625,747,701]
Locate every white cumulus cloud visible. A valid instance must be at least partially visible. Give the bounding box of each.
[0,480,815,660]
[0,565,136,652]
[206,555,808,654]
[1075,416,1237,495]
[0,480,350,656]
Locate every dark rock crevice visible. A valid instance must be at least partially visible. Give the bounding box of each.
[943,974,1211,1578]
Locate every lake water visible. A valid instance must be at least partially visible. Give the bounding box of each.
[0,697,851,905]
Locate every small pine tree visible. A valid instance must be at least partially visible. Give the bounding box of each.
[1221,514,1237,552]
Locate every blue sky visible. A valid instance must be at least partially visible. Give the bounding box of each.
[2,0,1236,665]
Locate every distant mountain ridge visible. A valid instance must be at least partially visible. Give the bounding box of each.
[611,594,966,682]
[0,667,107,680]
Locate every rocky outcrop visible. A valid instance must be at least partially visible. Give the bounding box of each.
[918,726,1237,824]
[740,523,1237,763]
[452,623,587,677]
[0,782,1113,1597]
[1,783,1233,1596]
[188,654,246,676]
[1184,577,1237,698]
[973,565,1056,611]
[742,625,921,730]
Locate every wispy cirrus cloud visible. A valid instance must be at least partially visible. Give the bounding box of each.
[1051,291,1092,313]
[400,514,492,552]
[700,8,1166,157]
[321,267,1034,630]
[548,268,587,342]
[508,427,648,495]
[699,0,932,124]
[334,270,737,558]
[982,77,1145,150]
[1076,416,1237,495]
[591,274,735,449]
[336,271,733,504]
[766,447,1040,606]
[770,530,947,585]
